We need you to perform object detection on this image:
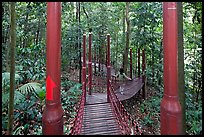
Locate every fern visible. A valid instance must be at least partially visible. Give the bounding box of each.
[2,72,23,92]
[17,82,42,98]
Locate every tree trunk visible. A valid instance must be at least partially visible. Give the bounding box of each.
[157,39,163,86]
[75,2,79,69]
[177,2,186,134]
[151,27,155,84]
[122,7,126,70]
[5,2,10,72]
[35,17,41,45]
[7,2,16,135]
[78,2,82,83]
[22,2,31,48]
[123,2,130,74]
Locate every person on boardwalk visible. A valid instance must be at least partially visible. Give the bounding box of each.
[114,68,132,81]
[113,68,132,94]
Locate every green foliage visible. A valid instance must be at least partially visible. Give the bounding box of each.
[139,94,161,128]
[2,72,23,92]
[61,81,82,114]
[17,82,42,97]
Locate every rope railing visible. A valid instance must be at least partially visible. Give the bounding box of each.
[109,80,142,135]
[70,82,86,135]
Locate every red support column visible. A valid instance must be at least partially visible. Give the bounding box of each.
[88,33,92,95]
[160,2,182,135]
[82,34,86,102]
[107,34,111,102]
[138,49,140,78]
[142,49,146,99]
[130,48,133,79]
[42,2,64,135]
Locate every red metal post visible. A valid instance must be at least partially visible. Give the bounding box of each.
[160,2,182,135]
[142,49,146,99]
[130,48,133,79]
[42,2,64,135]
[138,49,140,78]
[82,34,86,102]
[107,34,111,102]
[88,32,92,95]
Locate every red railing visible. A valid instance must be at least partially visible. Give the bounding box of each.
[108,80,142,135]
[70,82,86,135]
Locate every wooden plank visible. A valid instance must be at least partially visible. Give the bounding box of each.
[82,129,121,135]
[85,107,112,112]
[82,127,119,134]
[82,121,117,129]
[84,112,114,117]
[83,117,116,123]
[82,124,118,131]
[82,94,121,135]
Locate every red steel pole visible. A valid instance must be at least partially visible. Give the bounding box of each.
[130,48,133,79]
[42,2,64,135]
[160,2,182,135]
[138,49,140,78]
[107,34,111,102]
[88,32,92,95]
[82,34,86,102]
[142,49,146,99]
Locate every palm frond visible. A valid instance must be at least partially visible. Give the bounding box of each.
[17,82,42,97]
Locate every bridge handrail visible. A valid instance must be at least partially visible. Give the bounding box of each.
[109,80,142,135]
[70,82,86,135]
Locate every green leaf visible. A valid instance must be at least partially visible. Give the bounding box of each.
[17,82,42,97]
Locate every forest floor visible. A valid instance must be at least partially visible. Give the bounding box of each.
[123,86,161,135]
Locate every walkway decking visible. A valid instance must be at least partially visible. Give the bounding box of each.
[81,93,121,135]
[115,77,144,101]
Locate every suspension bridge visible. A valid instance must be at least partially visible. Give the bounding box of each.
[42,2,183,135]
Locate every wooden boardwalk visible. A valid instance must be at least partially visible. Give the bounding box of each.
[115,77,144,101]
[81,93,121,135]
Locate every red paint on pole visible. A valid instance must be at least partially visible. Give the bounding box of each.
[160,2,182,135]
[107,34,111,102]
[82,34,86,102]
[88,33,92,95]
[130,48,133,79]
[42,2,64,135]
[46,76,56,100]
